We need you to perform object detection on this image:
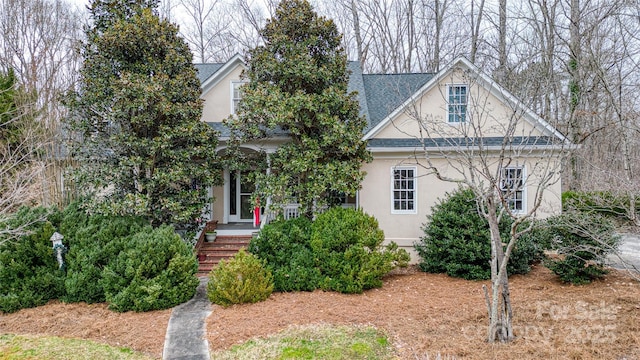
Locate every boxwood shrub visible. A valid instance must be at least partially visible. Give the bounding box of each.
[61,203,148,303]
[248,216,321,291]
[311,207,410,293]
[249,207,409,294]
[101,225,199,312]
[207,249,274,307]
[414,187,545,280]
[0,203,199,313]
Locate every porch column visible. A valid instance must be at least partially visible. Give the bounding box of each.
[260,150,274,228]
[222,169,230,224]
[265,152,271,210]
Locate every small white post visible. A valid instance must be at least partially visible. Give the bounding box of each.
[50,232,66,270]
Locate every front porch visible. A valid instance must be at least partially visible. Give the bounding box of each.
[216,222,260,236]
[195,221,257,276]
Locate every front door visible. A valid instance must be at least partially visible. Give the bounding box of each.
[229,170,254,222]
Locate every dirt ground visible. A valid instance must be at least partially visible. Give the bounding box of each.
[1,265,639,359]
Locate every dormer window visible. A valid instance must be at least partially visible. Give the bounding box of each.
[447,84,467,123]
[231,81,246,115]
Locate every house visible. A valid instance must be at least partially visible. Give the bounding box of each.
[195,55,568,261]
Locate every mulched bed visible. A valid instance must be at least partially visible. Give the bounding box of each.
[1,265,639,359]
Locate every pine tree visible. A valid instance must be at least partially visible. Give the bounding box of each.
[66,0,221,226]
[226,0,371,219]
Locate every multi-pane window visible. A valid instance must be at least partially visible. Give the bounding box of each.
[231,81,245,114]
[392,167,416,213]
[500,167,525,212]
[448,84,468,123]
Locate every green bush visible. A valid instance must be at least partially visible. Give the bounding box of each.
[0,202,200,313]
[414,187,544,280]
[250,207,409,294]
[538,212,620,284]
[61,203,147,303]
[546,257,609,285]
[248,217,321,292]
[100,225,199,312]
[311,207,409,293]
[0,207,66,313]
[207,249,274,307]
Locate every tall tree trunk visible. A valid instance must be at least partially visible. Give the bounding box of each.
[350,0,365,66]
[433,0,443,71]
[496,0,507,82]
[486,200,514,343]
[470,0,486,63]
[568,0,581,189]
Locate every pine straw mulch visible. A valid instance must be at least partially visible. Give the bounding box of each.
[0,302,170,358]
[207,265,640,359]
[1,265,639,359]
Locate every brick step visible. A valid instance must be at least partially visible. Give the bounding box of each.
[200,242,247,249]
[200,249,242,257]
[202,236,251,244]
[196,235,253,275]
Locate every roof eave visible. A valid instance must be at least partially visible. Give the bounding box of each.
[368,144,572,153]
[200,54,245,96]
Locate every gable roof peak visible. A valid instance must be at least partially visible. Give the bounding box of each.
[198,54,246,96]
[362,56,569,144]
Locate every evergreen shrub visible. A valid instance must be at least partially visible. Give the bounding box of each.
[414,187,544,280]
[100,225,198,312]
[539,212,620,284]
[248,216,320,291]
[61,203,147,303]
[249,207,409,294]
[311,207,409,293]
[563,190,640,221]
[207,249,274,307]
[0,207,66,313]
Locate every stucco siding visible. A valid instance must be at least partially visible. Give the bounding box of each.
[201,65,244,123]
[360,154,562,262]
[373,68,540,140]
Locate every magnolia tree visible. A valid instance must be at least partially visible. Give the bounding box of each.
[396,60,570,342]
[66,0,221,227]
[226,0,371,219]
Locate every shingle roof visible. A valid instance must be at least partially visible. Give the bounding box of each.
[361,72,433,132]
[346,61,370,122]
[195,60,431,135]
[194,63,224,84]
[206,121,230,137]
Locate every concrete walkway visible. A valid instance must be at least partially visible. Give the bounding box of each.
[163,277,211,360]
[607,233,640,272]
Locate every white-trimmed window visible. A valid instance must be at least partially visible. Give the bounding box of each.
[231,81,246,115]
[447,84,468,123]
[500,166,525,212]
[392,166,417,214]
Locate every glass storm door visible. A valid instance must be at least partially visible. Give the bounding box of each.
[229,170,254,222]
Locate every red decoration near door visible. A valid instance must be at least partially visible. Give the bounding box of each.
[254,197,260,227]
